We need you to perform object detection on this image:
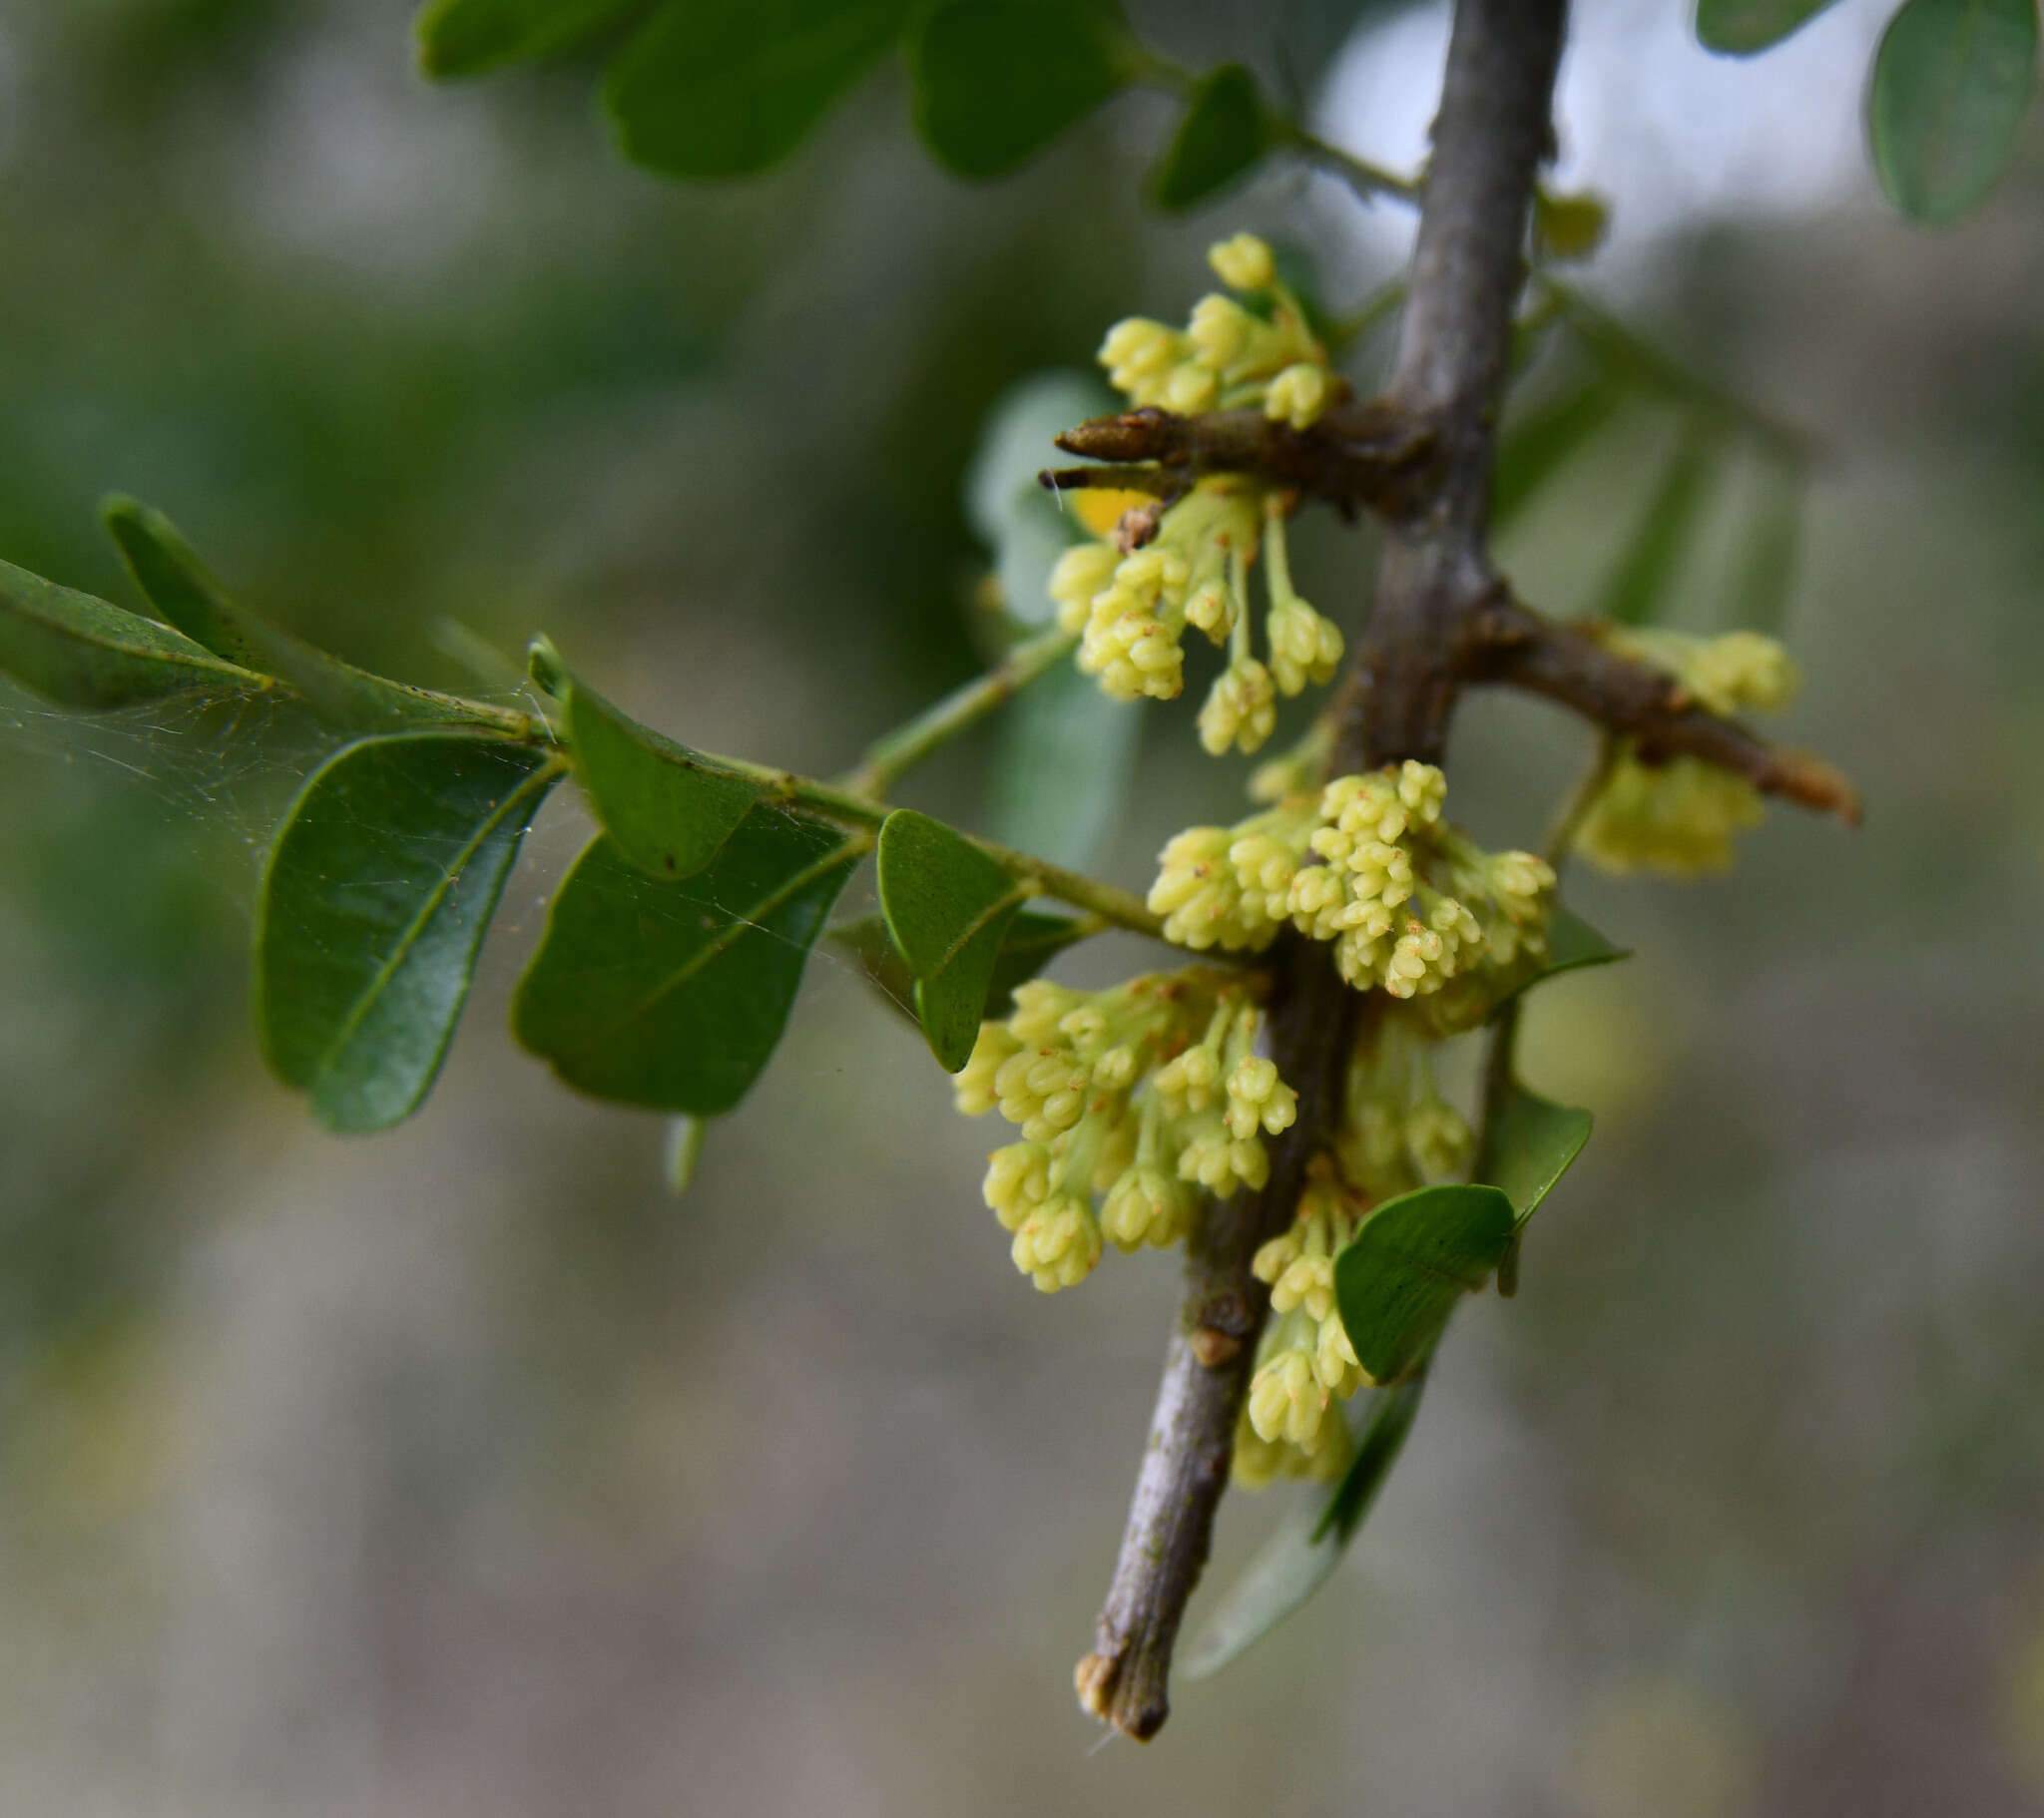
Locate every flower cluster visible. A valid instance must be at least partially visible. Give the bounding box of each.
[1332,1015,1474,1203]
[1047,232,1348,754]
[1575,629,1800,877]
[956,970,1298,1293]
[1234,1163,1370,1485]
[1149,760,1556,1015]
[1097,232,1338,429]
[1049,480,1343,755]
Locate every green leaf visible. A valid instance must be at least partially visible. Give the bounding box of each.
[1493,901,1630,1011]
[833,903,1084,1033]
[606,0,915,179]
[1593,416,1727,627]
[911,0,1137,179]
[1333,1183,1516,1384]
[1871,0,2038,226]
[1696,0,1840,54]
[1150,63,1271,211]
[541,643,762,880]
[512,811,860,1114]
[876,809,1030,1072]
[1184,1380,1424,1680]
[1491,370,1629,530]
[1482,1075,1593,1297]
[415,0,639,77]
[1481,1082,1592,1227]
[101,498,513,732]
[0,556,262,708]
[256,733,561,1134]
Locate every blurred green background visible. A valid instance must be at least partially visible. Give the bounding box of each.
[1,0,2041,1812]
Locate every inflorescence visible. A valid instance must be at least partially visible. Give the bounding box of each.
[1574,629,1800,876]
[958,969,1296,1293]
[950,233,1804,1492]
[1151,759,1555,1023]
[1049,235,1346,756]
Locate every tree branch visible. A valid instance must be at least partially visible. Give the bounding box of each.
[1467,594,1861,821]
[1047,398,1437,522]
[1075,0,1570,1741]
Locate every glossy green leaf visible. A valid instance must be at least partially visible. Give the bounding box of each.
[1333,1183,1516,1384]
[1871,0,2038,226]
[513,812,859,1114]
[1482,1082,1592,1227]
[257,733,561,1134]
[1491,370,1628,530]
[1483,1075,1593,1297]
[1493,902,1630,1011]
[1184,1380,1424,1680]
[0,556,261,708]
[1696,0,1840,54]
[876,809,1030,1072]
[542,644,762,881]
[606,0,915,179]
[1594,417,1727,627]
[911,0,1137,179]
[415,0,639,77]
[833,903,1085,1033]
[102,498,510,732]
[1150,63,1271,211]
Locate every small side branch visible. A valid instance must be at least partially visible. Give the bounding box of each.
[1048,398,1437,522]
[1470,595,1861,822]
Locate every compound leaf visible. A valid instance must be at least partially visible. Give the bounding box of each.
[0,556,261,708]
[1333,1183,1516,1384]
[1696,0,1840,54]
[1871,0,2038,226]
[512,810,859,1114]
[1150,62,1271,211]
[257,733,561,1134]
[606,0,916,179]
[415,0,640,77]
[876,808,1030,1072]
[911,0,1137,179]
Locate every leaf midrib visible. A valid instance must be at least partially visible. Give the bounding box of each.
[309,754,558,1088]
